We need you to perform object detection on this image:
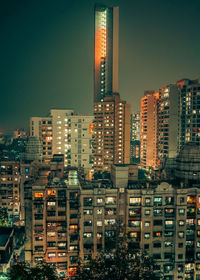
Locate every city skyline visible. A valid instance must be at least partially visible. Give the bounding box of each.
[1,0,200,133]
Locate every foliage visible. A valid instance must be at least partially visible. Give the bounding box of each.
[76,226,161,280]
[0,207,9,226]
[9,261,59,280]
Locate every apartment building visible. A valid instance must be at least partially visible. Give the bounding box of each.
[0,162,21,224]
[93,93,130,173]
[23,148,200,280]
[30,116,53,161]
[177,79,200,149]
[158,85,179,161]
[30,110,94,178]
[50,109,93,177]
[140,90,159,169]
[140,78,200,171]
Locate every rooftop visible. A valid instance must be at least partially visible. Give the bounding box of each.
[0,228,13,247]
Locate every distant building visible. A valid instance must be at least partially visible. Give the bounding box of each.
[13,129,28,139]
[94,4,119,102]
[93,93,130,173]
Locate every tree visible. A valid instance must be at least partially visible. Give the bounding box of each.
[76,225,161,280]
[0,207,9,226]
[9,262,59,280]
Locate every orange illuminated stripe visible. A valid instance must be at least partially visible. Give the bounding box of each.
[34,192,43,198]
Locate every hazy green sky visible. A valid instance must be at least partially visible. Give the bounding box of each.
[1,0,200,133]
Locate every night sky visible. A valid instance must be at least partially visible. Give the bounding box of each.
[1,0,200,133]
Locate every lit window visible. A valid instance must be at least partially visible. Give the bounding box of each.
[97,221,102,226]
[178,232,184,238]
[105,219,116,225]
[47,202,55,206]
[105,197,116,205]
[34,192,43,198]
[83,232,92,238]
[129,197,141,206]
[144,233,150,239]
[47,232,56,237]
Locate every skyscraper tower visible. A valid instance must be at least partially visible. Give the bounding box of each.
[94,4,119,102]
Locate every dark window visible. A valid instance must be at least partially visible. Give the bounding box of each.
[178,243,183,248]
[153,242,161,248]
[154,220,163,226]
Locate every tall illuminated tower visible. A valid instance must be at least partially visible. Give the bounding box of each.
[94,4,119,102]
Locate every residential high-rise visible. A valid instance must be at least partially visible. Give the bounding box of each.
[30,110,94,178]
[177,78,200,149]
[93,93,130,173]
[140,91,159,169]
[30,116,53,161]
[140,84,180,170]
[158,84,179,162]
[94,4,119,102]
[50,109,94,177]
